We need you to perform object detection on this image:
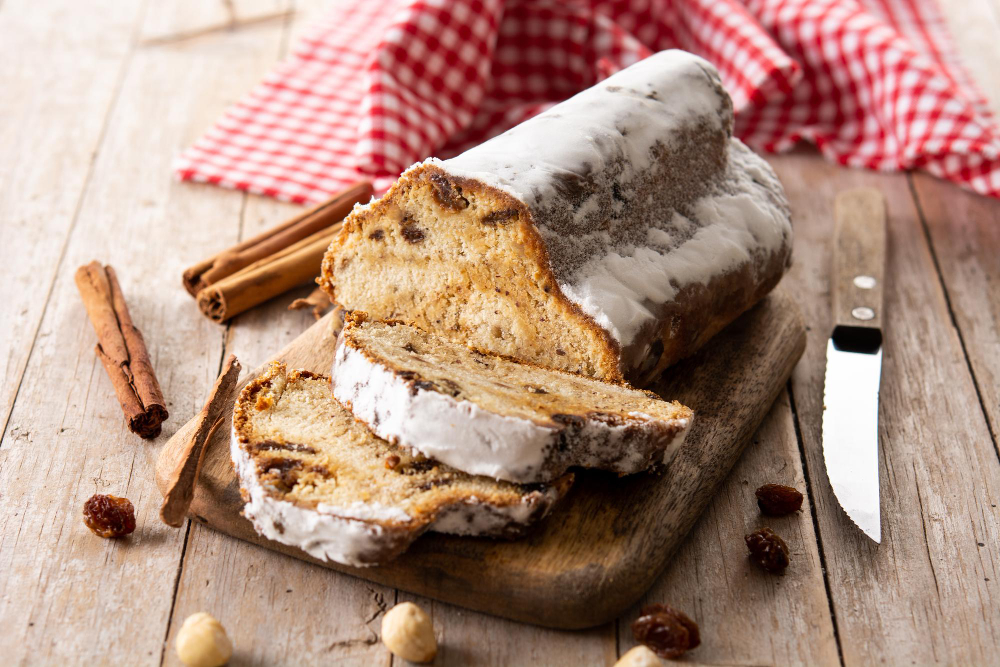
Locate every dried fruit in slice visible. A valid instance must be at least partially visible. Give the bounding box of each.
[83,494,136,538]
[631,603,701,659]
[755,483,804,516]
[745,526,790,574]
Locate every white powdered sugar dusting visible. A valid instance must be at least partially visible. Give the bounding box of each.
[331,330,693,483]
[436,50,729,215]
[560,139,791,344]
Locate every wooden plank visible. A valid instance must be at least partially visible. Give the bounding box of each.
[617,388,840,665]
[772,152,1000,665]
[166,522,393,666]
[398,591,616,666]
[910,174,1000,453]
[139,0,290,45]
[0,0,143,437]
[0,1,296,663]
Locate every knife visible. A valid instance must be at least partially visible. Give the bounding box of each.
[822,187,886,543]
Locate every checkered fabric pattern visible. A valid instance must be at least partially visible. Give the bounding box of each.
[174,0,1000,204]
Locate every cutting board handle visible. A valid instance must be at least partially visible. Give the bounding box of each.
[831,187,886,348]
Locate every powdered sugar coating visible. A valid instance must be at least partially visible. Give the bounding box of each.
[559,139,791,343]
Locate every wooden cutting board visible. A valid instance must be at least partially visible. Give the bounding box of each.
[154,288,804,630]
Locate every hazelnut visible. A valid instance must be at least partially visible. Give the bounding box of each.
[381,601,437,663]
[614,645,663,666]
[175,612,233,667]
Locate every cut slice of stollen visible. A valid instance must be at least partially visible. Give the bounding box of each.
[332,314,693,484]
[231,362,571,567]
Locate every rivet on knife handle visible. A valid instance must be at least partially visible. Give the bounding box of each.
[832,188,886,335]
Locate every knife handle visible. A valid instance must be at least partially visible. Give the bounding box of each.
[831,187,886,337]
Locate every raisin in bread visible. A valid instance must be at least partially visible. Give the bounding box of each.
[332,314,693,483]
[231,362,571,566]
[320,50,792,386]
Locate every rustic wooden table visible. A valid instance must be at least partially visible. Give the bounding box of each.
[2,1,999,665]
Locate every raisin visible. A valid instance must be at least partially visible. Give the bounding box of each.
[480,208,519,226]
[523,384,548,394]
[631,603,701,659]
[83,494,136,538]
[745,527,790,574]
[250,440,317,454]
[403,342,418,353]
[413,379,439,393]
[368,229,384,240]
[264,459,303,492]
[400,224,425,243]
[429,173,469,210]
[755,483,803,516]
[417,478,449,491]
[385,455,401,470]
[551,413,585,427]
[587,411,625,426]
[439,378,462,397]
[307,465,333,479]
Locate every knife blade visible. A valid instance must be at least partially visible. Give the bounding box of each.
[822,187,887,543]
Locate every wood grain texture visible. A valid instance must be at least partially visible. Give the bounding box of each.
[159,355,240,527]
[832,188,886,332]
[772,152,1000,665]
[398,590,617,666]
[617,389,840,666]
[154,287,805,629]
[910,172,1000,453]
[0,0,143,436]
[0,0,300,663]
[138,0,289,44]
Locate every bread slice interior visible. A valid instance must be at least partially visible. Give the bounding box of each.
[232,362,570,566]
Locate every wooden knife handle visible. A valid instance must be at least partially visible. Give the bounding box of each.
[831,187,887,337]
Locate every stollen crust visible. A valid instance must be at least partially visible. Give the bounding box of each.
[332,314,693,483]
[231,362,571,566]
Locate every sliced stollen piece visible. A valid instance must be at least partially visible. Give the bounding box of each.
[231,362,571,567]
[321,49,792,386]
[332,315,693,483]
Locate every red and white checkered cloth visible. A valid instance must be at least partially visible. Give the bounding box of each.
[174,0,1000,204]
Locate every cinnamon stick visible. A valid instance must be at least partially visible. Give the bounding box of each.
[74,262,169,439]
[159,355,241,527]
[182,181,372,296]
[196,225,336,322]
[288,285,333,321]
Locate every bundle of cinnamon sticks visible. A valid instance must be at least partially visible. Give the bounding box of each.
[183,181,372,322]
